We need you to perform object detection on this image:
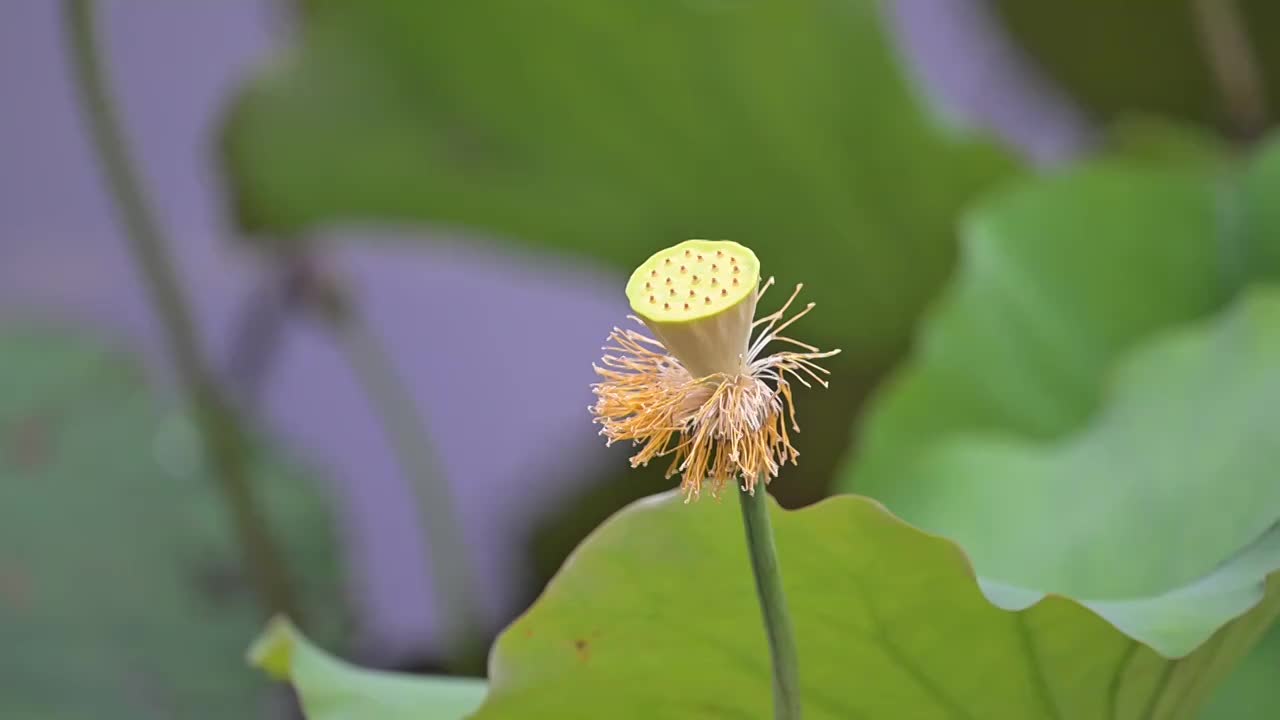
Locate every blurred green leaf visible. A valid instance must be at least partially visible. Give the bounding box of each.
[839,143,1280,654]
[845,162,1235,491]
[476,492,1280,718]
[1201,620,1280,719]
[1197,137,1280,717]
[249,617,485,719]
[993,0,1280,129]
[1236,135,1280,282]
[859,286,1280,597]
[843,142,1280,467]
[1104,116,1232,169]
[222,0,1021,364]
[0,327,343,719]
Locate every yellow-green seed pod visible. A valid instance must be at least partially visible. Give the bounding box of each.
[625,239,761,377]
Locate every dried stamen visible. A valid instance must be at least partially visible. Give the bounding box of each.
[594,252,839,501]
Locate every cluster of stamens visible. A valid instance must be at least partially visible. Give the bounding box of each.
[593,267,839,500]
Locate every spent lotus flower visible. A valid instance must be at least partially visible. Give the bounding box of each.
[591,239,840,500]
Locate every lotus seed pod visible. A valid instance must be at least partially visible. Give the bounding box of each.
[625,239,761,377]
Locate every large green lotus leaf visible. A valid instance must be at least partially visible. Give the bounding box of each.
[975,514,1280,657]
[249,617,486,719]
[993,1,1280,128]
[846,163,1236,493]
[222,0,1021,361]
[839,145,1280,651]
[480,493,1280,718]
[840,146,1280,505]
[1235,135,1280,284]
[1200,619,1280,719]
[249,492,1280,718]
[0,327,343,719]
[893,290,1280,598]
[1195,137,1280,719]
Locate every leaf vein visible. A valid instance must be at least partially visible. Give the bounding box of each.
[1015,613,1063,720]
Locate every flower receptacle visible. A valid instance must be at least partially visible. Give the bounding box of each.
[625,239,762,377]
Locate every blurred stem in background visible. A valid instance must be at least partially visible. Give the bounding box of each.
[739,485,802,720]
[298,264,485,672]
[63,0,300,619]
[1191,0,1269,140]
[225,259,312,404]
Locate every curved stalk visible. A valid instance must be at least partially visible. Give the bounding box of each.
[64,0,298,618]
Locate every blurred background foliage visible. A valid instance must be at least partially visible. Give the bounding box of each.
[224,0,1023,366]
[993,0,1280,131]
[8,0,1280,717]
[223,0,1025,605]
[1,327,347,719]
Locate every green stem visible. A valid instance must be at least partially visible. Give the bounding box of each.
[1191,0,1269,140]
[738,485,802,719]
[329,307,483,664]
[64,0,299,619]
